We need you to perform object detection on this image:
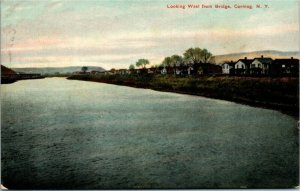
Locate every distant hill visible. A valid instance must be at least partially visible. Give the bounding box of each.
[213,50,299,64]
[12,66,105,74]
[1,65,17,75]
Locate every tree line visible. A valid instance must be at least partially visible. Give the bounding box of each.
[129,47,213,70]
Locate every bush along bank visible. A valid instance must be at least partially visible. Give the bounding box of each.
[67,74,299,118]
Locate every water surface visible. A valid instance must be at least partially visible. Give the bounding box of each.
[1,78,298,189]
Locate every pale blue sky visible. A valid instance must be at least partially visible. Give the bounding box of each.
[1,0,299,69]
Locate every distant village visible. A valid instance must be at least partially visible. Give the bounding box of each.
[1,51,299,84]
[75,55,299,77]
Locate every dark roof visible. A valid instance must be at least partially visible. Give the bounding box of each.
[273,58,299,65]
[236,59,254,65]
[253,57,273,64]
[222,61,235,67]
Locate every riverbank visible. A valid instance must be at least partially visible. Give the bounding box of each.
[1,75,45,84]
[67,74,299,118]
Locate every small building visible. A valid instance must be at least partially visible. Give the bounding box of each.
[222,61,235,74]
[134,68,147,74]
[161,67,167,75]
[250,56,273,75]
[103,71,112,75]
[271,57,299,76]
[235,57,254,75]
[175,68,182,75]
[198,63,222,75]
[160,66,174,75]
[147,68,156,74]
[117,69,129,75]
[187,65,194,75]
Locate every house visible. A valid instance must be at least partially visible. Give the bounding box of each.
[117,69,129,75]
[271,57,299,76]
[250,56,273,75]
[147,68,156,74]
[175,67,182,75]
[187,65,194,75]
[128,69,135,74]
[161,67,167,75]
[198,63,222,75]
[134,68,147,74]
[160,66,174,75]
[235,57,254,75]
[158,66,166,75]
[179,65,188,75]
[222,61,235,74]
[103,71,113,75]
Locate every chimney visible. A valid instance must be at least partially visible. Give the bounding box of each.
[244,57,247,60]
[261,55,264,58]
[291,57,294,60]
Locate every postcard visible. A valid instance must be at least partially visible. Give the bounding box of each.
[1,0,299,189]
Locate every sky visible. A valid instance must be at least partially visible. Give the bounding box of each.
[1,0,299,70]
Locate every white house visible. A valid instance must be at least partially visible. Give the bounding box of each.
[187,66,194,75]
[235,61,246,70]
[161,67,167,75]
[234,58,254,75]
[175,68,182,75]
[250,56,273,75]
[222,61,234,74]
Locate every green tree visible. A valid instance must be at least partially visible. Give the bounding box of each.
[183,47,213,64]
[129,64,135,70]
[81,66,88,73]
[170,55,183,67]
[183,48,203,64]
[210,56,216,64]
[162,57,172,67]
[201,48,213,64]
[136,59,149,68]
[170,55,183,75]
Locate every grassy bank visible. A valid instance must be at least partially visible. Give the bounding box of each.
[67,74,299,117]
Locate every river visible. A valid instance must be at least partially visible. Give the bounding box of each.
[1,77,298,189]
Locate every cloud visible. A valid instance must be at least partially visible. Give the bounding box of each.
[2,21,298,69]
[1,0,299,69]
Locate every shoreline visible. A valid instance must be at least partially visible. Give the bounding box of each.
[1,76,45,84]
[67,74,299,119]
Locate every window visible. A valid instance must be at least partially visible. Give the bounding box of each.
[282,64,285,68]
[258,63,261,68]
[242,65,244,69]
